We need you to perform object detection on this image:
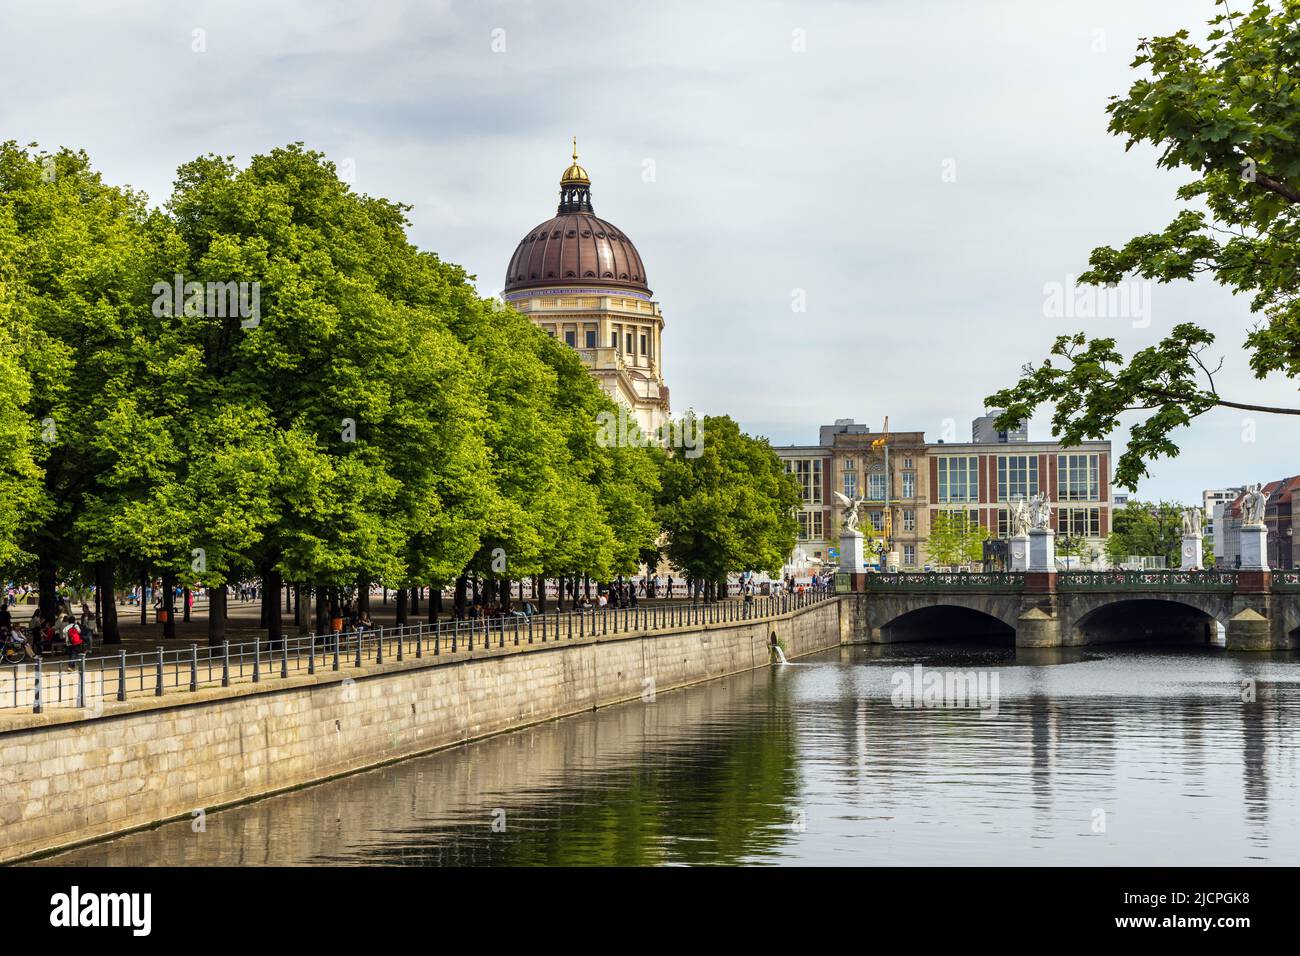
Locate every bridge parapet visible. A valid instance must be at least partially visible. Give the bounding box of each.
[1056,570,1238,592]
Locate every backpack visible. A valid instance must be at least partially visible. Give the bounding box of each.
[67,624,82,646]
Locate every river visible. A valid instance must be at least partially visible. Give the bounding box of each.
[35,641,1300,866]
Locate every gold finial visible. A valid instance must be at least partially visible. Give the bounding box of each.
[561,136,590,186]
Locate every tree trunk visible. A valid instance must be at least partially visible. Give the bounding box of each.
[208,585,227,646]
[357,577,370,615]
[265,566,283,647]
[293,584,302,626]
[395,587,409,626]
[162,571,177,639]
[183,586,192,622]
[410,586,420,615]
[96,560,120,644]
[37,552,57,624]
[428,584,439,623]
[454,575,468,619]
[536,575,547,612]
[315,585,330,636]
[140,566,149,626]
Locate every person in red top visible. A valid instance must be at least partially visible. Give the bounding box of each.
[64,619,85,670]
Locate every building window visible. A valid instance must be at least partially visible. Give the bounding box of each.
[1060,507,1101,537]
[936,457,979,503]
[868,510,884,532]
[902,471,916,498]
[585,330,596,348]
[610,331,618,348]
[843,472,857,499]
[868,472,887,500]
[626,332,633,352]
[565,330,576,347]
[903,457,913,469]
[786,459,822,504]
[640,333,647,354]
[1058,454,1100,501]
[543,325,556,337]
[903,544,916,566]
[843,457,856,471]
[998,455,1039,501]
[903,509,915,532]
[796,510,824,541]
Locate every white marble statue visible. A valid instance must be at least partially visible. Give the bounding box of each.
[1180,506,1203,537]
[1242,483,1267,527]
[1028,493,1052,531]
[833,491,868,534]
[1007,497,1030,537]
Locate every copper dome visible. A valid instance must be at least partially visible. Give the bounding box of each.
[505,212,650,296]
[504,142,650,296]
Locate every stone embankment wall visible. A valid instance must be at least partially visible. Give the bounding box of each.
[0,599,843,863]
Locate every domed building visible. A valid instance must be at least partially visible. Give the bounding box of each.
[504,141,671,434]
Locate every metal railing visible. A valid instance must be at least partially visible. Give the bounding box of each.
[1056,569,1239,591]
[856,569,1249,592]
[0,588,834,715]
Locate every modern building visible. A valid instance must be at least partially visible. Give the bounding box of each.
[1204,486,1245,558]
[503,142,671,434]
[971,408,1028,444]
[776,414,1113,570]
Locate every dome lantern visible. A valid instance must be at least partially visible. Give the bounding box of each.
[558,137,593,214]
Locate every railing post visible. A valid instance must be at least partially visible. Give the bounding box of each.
[416,623,424,659]
[308,634,316,674]
[332,632,340,671]
[528,615,534,644]
[434,621,441,656]
[376,628,384,665]
[156,646,165,695]
[222,642,230,687]
[76,657,86,709]
[252,640,260,683]
[117,651,127,701]
[33,660,43,714]
[190,644,198,691]
[397,625,404,661]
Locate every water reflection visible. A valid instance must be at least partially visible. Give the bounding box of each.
[35,642,1300,866]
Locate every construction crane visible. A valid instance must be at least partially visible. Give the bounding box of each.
[870,417,893,553]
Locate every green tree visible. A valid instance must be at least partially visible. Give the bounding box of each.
[988,0,1300,489]
[657,414,800,597]
[927,510,988,566]
[1103,500,1185,567]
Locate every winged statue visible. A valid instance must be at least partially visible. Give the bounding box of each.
[833,491,868,534]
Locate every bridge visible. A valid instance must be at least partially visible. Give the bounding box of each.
[838,569,1300,650]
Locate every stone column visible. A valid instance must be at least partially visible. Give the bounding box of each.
[1009,535,1030,572]
[1179,533,1204,571]
[1027,528,1055,571]
[1239,524,1268,570]
[839,530,865,574]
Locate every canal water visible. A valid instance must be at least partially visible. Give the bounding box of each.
[36,642,1300,866]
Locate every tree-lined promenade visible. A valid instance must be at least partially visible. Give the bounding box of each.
[0,142,800,648]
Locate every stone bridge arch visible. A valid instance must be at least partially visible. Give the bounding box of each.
[1061,592,1234,646]
[866,591,1022,643]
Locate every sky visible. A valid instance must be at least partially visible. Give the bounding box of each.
[1,0,1295,503]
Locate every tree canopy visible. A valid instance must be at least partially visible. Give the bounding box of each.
[0,141,797,636]
[988,0,1300,490]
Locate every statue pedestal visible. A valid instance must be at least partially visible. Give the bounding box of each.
[838,531,865,574]
[1239,524,1268,570]
[1027,528,1055,572]
[1009,535,1030,572]
[1179,533,1204,571]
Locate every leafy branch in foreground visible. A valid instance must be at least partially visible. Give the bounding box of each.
[989,0,1300,488]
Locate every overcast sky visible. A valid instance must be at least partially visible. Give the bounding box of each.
[1,0,1295,502]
